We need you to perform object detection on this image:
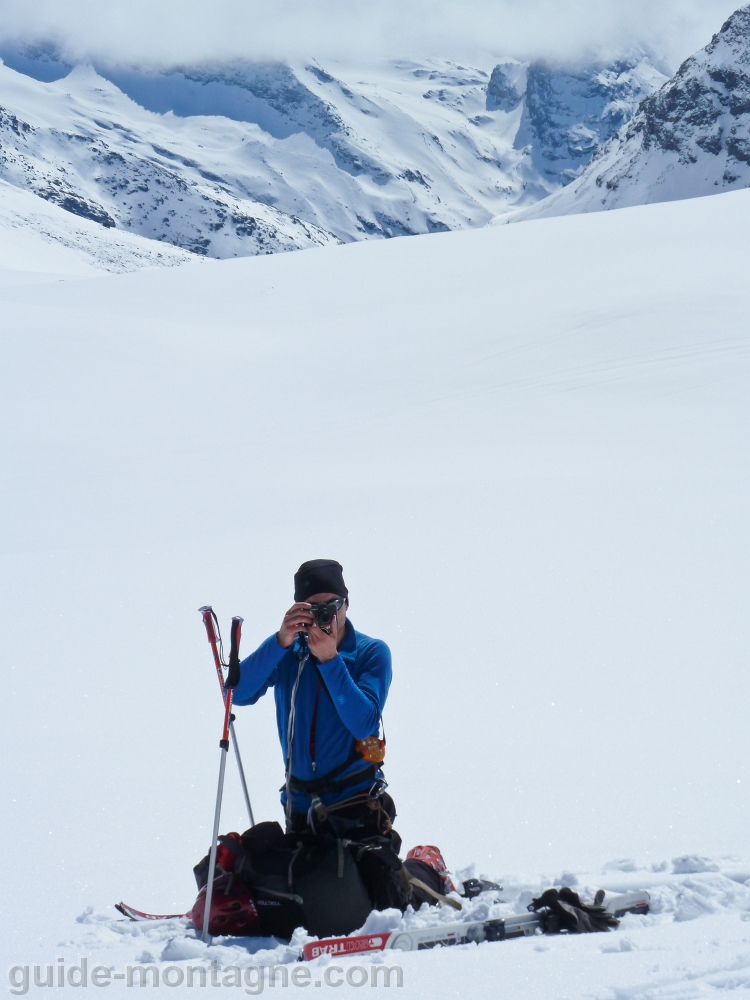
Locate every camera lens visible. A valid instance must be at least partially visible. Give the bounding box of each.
[316,606,334,626]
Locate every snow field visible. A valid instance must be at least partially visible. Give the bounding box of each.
[1,184,748,996]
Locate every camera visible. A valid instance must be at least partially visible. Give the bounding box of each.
[308,598,345,632]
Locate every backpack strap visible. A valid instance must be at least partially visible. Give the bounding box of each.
[407,875,463,911]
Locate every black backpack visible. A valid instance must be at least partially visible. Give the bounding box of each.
[195,821,376,939]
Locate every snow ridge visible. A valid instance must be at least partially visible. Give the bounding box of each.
[0,65,340,258]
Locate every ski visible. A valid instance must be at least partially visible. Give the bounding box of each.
[301,890,650,960]
[115,888,649,950]
[116,902,190,922]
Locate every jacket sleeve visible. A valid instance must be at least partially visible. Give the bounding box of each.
[232,633,286,706]
[317,639,391,740]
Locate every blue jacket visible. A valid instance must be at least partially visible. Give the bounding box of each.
[233,620,392,814]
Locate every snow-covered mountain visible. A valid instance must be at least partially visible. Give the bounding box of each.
[511,3,750,221]
[0,177,194,276]
[0,48,665,257]
[0,62,340,257]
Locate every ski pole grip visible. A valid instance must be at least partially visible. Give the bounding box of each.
[226,616,244,689]
[199,606,218,645]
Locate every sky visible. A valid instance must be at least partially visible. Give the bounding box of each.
[0,0,744,71]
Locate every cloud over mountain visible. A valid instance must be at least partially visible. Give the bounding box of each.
[0,0,742,69]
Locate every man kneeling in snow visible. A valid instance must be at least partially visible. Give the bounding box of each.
[232,558,412,911]
[192,559,460,938]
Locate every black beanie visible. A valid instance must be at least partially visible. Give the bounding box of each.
[294,559,348,602]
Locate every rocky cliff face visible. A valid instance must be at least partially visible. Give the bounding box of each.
[519,57,667,185]
[486,62,525,112]
[513,4,750,220]
[623,6,750,180]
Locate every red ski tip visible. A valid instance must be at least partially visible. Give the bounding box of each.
[303,933,391,961]
[116,902,191,922]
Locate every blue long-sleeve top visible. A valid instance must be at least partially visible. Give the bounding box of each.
[232,620,391,814]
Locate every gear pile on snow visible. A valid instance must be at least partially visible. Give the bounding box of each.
[191,823,508,939]
[192,820,408,939]
[188,820,630,942]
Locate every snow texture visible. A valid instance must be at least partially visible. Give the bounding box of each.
[512,3,750,220]
[54,866,750,999]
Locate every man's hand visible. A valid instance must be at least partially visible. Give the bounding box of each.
[277,603,314,649]
[306,613,339,664]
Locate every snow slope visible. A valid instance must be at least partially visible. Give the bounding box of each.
[0,178,193,278]
[0,51,665,257]
[0,188,748,996]
[0,62,340,257]
[512,3,750,222]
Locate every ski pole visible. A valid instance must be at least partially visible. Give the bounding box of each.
[224,617,253,825]
[199,607,254,827]
[200,615,243,945]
